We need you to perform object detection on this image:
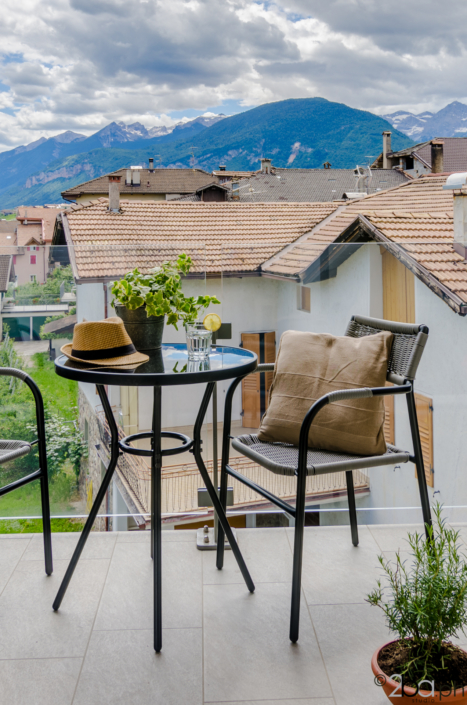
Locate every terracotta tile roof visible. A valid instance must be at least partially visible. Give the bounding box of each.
[230,168,409,203]
[361,212,467,303]
[62,199,339,281]
[62,168,219,199]
[263,175,452,277]
[16,206,66,243]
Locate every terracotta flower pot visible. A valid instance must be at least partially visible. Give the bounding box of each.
[371,640,467,703]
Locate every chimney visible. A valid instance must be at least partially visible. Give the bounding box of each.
[108,175,121,212]
[261,158,272,174]
[431,139,444,173]
[443,173,467,258]
[382,131,392,169]
[323,161,331,169]
[148,158,154,172]
[218,165,226,171]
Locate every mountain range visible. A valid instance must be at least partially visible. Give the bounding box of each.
[383,101,467,141]
[0,98,413,208]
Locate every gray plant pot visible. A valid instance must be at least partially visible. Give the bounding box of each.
[115,304,165,353]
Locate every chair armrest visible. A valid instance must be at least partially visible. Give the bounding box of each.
[296,383,412,475]
[0,367,30,382]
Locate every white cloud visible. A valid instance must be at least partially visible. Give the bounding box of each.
[0,0,466,150]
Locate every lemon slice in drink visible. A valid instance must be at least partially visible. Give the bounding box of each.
[203,313,222,332]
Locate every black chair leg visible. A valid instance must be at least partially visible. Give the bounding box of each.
[406,389,432,537]
[346,470,359,547]
[289,471,307,643]
[216,460,228,570]
[39,470,53,575]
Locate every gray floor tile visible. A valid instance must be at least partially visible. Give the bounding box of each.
[367,523,424,552]
[73,628,202,705]
[310,602,391,705]
[0,558,109,659]
[21,532,116,561]
[0,657,82,705]
[297,526,382,605]
[203,582,331,702]
[94,539,202,630]
[0,537,31,594]
[203,528,292,585]
[116,528,197,542]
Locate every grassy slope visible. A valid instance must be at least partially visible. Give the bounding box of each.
[0,97,414,208]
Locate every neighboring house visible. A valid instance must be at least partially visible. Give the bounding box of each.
[61,166,222,204]
[52,173,467,530]
[226,158,409,203]
[0,253,16,339]
[372,131,467,177]
[14,206,67,284]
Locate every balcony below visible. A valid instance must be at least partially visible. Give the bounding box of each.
[2,522,464,705]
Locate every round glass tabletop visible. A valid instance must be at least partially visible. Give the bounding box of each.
[54,344,258,386]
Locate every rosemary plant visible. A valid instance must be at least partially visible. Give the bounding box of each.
[367,504,467,685]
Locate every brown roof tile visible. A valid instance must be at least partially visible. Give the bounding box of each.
[63,200,339,280]
[62,168,220,199]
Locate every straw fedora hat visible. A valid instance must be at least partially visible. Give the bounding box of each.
[61,317,150,366]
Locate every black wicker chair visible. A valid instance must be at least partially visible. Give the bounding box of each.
[0,368,53,575]
[216,315,432,643]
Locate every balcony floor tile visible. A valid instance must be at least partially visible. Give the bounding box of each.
[203,581,331,702]
[73,628,202,705]
[0,657,82,705]
[94,539,203,631]
[202,527,293,585]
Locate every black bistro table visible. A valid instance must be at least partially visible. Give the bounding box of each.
[52,343,257,652]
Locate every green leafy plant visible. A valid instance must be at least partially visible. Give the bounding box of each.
[111,253,220,329]
[367,504,467,685]
[26,409,87,480]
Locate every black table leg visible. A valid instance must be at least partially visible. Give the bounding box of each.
[53,385,117,611]
[152,386,163,652]
[192,383,255,593]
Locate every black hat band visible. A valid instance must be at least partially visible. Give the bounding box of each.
[71,343,136,361]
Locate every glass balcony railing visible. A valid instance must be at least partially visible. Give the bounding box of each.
[0,241,463,534]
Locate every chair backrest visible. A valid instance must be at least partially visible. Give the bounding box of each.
[345,314,429,384]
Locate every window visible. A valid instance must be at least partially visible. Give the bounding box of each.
[30,255,36,265]
[30,275,36,282]
[297,285,311,313]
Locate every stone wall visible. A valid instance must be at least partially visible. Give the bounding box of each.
[78,387,113,531]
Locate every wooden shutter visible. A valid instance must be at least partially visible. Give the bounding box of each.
[383,383,395,445]
[241,331,275,428]
[382,249,415,323]
[414,392,434,488]
[120,386,138,434]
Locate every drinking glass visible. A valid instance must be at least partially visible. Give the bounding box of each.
[185,322,212,360]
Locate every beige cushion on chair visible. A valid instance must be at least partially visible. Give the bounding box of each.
[257,329,393,456]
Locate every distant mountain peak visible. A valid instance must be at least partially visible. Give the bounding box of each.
[383,100,467,141]
[52,131,86,144]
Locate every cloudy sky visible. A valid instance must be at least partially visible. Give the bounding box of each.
[1,0,467,150]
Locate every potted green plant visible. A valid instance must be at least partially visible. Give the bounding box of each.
[368,505,467,703]
[110,253,220,353]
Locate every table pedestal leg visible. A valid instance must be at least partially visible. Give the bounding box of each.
[152,386,163,652]
[193,383,255,593]
[53,385,117,611]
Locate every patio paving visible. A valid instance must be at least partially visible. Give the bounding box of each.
[0,523,458,705]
